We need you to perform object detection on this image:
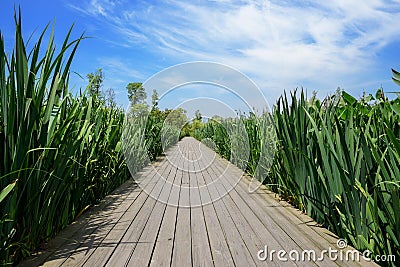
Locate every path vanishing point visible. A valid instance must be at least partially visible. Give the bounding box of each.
[19,137,377,267]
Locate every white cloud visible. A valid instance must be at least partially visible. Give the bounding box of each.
[98,57,145,80]
[68,0,400,103]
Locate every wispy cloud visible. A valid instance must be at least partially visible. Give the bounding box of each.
[67,0,123,17]
[67,0,400,100]
[98,57,145,80]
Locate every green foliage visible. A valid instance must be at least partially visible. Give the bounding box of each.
[130,102,149,117]
[86,68,104,97]
[126,82,146,106]
[152,89,159,107]
[0,182,16,204]
[193,118,230,159]
[195,109,202,121]
[2,8,399,266]
[195,88,400,264]
[146,107,188,160]
[0,11,170,265]
[127,82,148,117]
[105,87,116,108]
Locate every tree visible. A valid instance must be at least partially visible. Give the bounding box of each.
[126,82,146,106]
[105,88,116,108]
[164,108,188,127]
[152,89,159,107]
[127,82,148,117]
[195,109,202,121]
[86,68,104,97]
[130,103,149,117]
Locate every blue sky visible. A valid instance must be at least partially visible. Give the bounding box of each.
[1,0,400,117]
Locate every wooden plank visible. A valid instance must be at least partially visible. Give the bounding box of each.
[125,200,167,267]
[149,149,181,267]
[148,206,178,267]
[198,150,256,266]
[202,158,270,267]
[44,180,144,267]
[237,177,339,266]
[105,153,176,266]
[60,158,171,267]
[171,140,192,266]
[209,144,374,267]
[80,162,170,267]
[18,179,138,267]
[239,175,373,267]
[211,155,328,267]
[126,151,180,266]
[59,188,143,266]
[189,142,214,267]
[194,154,235,266]
[20,138,379,267]
[200,139,339,267]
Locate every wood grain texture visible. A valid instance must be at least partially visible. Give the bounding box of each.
[19,137,379,267]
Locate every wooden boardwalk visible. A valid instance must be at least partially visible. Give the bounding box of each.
[20,137,377,267]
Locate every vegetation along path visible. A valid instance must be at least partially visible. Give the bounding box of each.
[19,137,377,267]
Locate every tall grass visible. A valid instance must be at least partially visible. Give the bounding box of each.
[195,89,400,264]
[121,109,181,177]
[0,12,183,265]
[193,114,275,178]
[269,89,400,262]
[0,11,155,265]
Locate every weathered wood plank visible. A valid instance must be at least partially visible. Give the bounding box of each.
[126,150,181,267]
[58,157,173,267]
[188,142,214,267]
[193,147,235,267]
[171,141,192,266]
[212,156,336,267]
[203,160,271,267]
[19,137,379,267]
[149,166,181,266]
[210,143,374,267]
[201,161,256,266]
[35,179,146,267]
[206,155,313,267]
[105,152,177,266]
[80,173,166,266]
[148,156,180,267]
